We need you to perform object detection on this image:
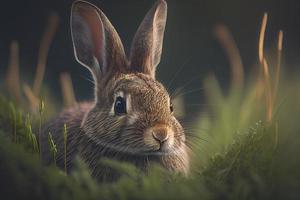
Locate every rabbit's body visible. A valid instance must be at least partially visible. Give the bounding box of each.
[41,0,190,181]
[41,103,92,170]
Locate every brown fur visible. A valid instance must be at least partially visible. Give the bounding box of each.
[41,0,190,181]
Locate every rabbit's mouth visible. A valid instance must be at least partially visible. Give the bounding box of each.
[139,143,185,157]
[148,143,174,155]
[142,149,169,156]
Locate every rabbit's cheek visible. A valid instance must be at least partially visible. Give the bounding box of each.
[160,136,175,152]
[126,113,139,125]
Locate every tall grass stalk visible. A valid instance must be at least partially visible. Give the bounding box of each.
[25,114,39,153]
[23,83,39,111]
[257,13,284,122]
[60,72,76,108]
[274,30,283,102]
[9,102,17,143]
[39,99,45,157]
[31,133,39,153]
[5,41,21,104]
[63,123,68,173]
[48,132,57,166]
[214,24,244,90]
[33,13,59,96]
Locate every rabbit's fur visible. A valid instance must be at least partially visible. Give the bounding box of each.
[41,0,190,181]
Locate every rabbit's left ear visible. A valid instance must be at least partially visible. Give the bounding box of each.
[129,0,167,79]
[71,1,128,83]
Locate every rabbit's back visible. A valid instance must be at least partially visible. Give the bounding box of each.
[41,103,92,171]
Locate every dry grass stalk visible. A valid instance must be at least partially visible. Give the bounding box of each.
[274,30,283,98]
[259,13,268,64]
[263,59,273,121]
[214,24,244,90]
[33,13,59,96]
[23,83,40,111]
[5,41,21,104]
[257,13,273,122]
[257,13,284,122]
[60,72,76,108]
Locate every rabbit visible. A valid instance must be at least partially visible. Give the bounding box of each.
[41,0,190,181]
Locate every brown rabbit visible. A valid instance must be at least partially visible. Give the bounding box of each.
[41,0,190,181]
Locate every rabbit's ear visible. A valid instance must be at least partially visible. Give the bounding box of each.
[129,0,167,79]
[71,1,127,82]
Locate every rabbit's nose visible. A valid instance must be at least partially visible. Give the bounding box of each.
[152,127,170,143]
[144,125,175,150]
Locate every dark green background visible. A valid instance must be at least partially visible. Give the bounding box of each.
[0,0,299,116]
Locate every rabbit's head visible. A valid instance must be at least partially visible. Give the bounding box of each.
[71,0,189,175]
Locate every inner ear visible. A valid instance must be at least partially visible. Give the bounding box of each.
[129,0,168,78]
[71,1,128,87]
[71,1,105,74]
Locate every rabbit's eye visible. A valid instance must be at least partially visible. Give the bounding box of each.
[170,102,174,113]
[114,96,127,115]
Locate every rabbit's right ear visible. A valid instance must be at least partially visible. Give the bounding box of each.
[129,0,167,79]
[71,1,127,83]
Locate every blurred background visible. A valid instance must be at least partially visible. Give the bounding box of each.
[0,0,299,118]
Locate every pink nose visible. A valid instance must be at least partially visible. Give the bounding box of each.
[152,127,169,143]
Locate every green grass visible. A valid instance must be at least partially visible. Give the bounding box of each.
[3,10,299,199]
[1,70,300,199]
